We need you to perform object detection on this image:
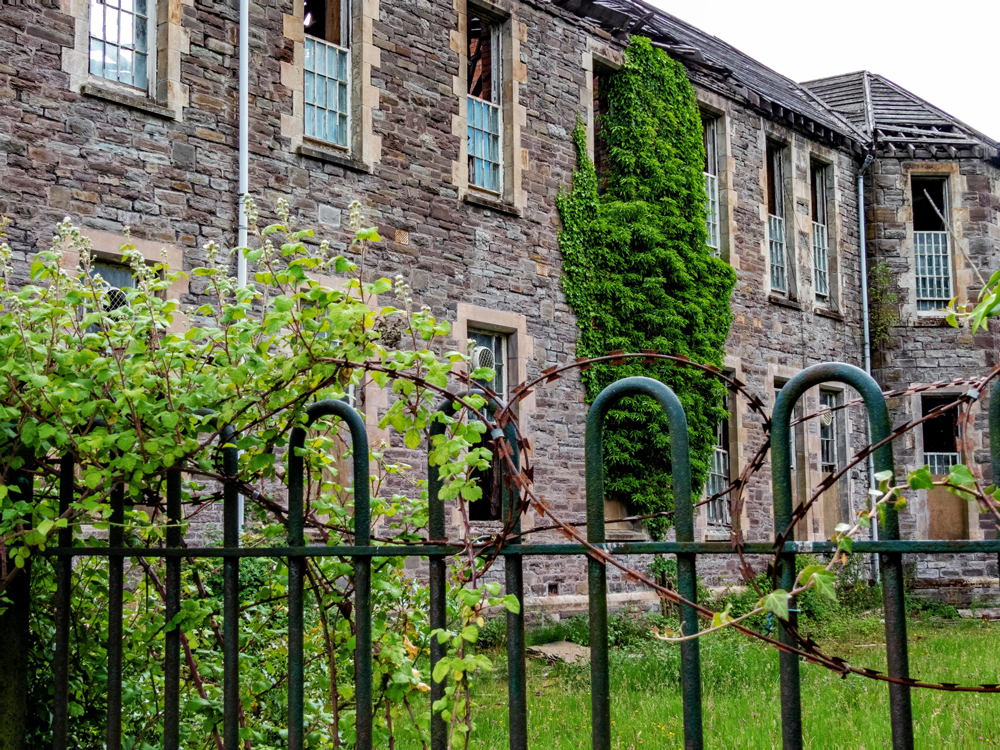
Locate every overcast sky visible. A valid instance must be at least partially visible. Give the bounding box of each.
[646,0,999,139]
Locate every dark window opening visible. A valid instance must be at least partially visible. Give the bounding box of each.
[912,177,947,232]
[304,0,348,46]
[593,67,612,192]
[922,395,958,454]
[468,328,509,522]
[811,162,828,225]
[467,16,497,102]
[703,114,719,177]
[547,582,559,596]
[766,141,785,217]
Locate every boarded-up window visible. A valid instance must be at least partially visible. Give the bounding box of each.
[922,394,966,539]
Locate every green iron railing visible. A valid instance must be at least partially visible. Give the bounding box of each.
[33,365,1000,749]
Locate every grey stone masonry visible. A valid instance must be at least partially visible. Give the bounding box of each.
[1,0,998,603]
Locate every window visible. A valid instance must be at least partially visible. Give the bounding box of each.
[304,0,351,149]
[774,381,800,502]
[819,390,838,474]
[703,115,721,254]
[921,395,959,475]
[912,177,951,312]
[468,329,509,522]
[811,162,830,303]
[467,15,502,193]
[90,260,135,312]
[469,329,507,398]
[593,67,611,193]
[89,0,152,92]
[766,142,788,294]
[706,393,731,526]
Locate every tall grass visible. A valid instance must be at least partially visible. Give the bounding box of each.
[403,616,1000,748]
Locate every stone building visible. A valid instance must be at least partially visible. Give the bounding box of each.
[0,0,996,607]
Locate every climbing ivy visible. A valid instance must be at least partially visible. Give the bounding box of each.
[556,37,736,537]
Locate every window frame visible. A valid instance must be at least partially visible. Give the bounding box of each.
[88,0,156,97]
[703,114,721,255]
[911,176,953,313]
[303,0,353,151]
[706,391,731,527]
[766,141,789,295]
[811,161,831,304]
[819,389,839,475]
[468,327,508,400]
[466,14,504,195]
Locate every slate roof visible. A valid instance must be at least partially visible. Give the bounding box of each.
[550,0,867,146]
[804,71,999,159]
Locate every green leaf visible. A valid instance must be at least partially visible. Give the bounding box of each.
[711,603,733,628]
[404,428,421,450]
[947,464,975,487]
[907,466,934,490]
[501,594,520,614]
[837,536,853,554]
[800,565,836,601]
[761,589,790,620]
[432,659,451,684]
[461,626,478,642]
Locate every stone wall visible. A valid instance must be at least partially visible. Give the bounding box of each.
[3,0,995,604]
[868,154,1000,593]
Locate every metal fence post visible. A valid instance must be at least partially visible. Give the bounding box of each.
[989,380,1000,588]
[221,427,240,750]
[51,455,74,750]
[288,400,372,750]
[105,481,126,750]
[164,469,182,750]
[585,377,700,750]
[772,363,910,749]
[427,411,449,750]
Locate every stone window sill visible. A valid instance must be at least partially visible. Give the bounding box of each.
[913,315,952,328]
[768,294,804,311]
[81,83,174,119]
[297,140,372,174]
[815,307,845,322]
[463,190,523,217]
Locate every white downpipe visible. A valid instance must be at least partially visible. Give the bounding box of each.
[236,0,250,535]
[858,154,880,582]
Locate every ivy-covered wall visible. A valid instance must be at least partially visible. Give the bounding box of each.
[557,37,736,536]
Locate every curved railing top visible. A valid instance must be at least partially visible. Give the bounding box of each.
[584,376,692,543]
[288,398,371,546]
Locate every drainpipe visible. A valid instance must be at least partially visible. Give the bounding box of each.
[236,0,249,533]
[857,153,880,581]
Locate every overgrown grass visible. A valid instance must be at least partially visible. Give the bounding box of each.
[404,614,1000,748]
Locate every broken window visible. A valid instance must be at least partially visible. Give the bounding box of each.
[304,0,351,148]
[703,114,721,254]
[912,177,951,311]
[467,15,502,193]
[921,395,959,475]
[767,142,788,293]
[811,162,830,303]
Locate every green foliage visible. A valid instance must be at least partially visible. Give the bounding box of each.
[0,202,509,748]
[555,37,736,536]
[868,260,899,350]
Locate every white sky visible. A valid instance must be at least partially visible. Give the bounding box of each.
[645,0,999,140]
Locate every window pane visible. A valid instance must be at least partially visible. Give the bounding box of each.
[90,0,103,37]
[106,7,119,45]
[135,14,147,53]
[118,47,133,86]
[90,37,104,76]
[134,51,147,90]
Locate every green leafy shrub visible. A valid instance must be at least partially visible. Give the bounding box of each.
[556,37,736,538]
